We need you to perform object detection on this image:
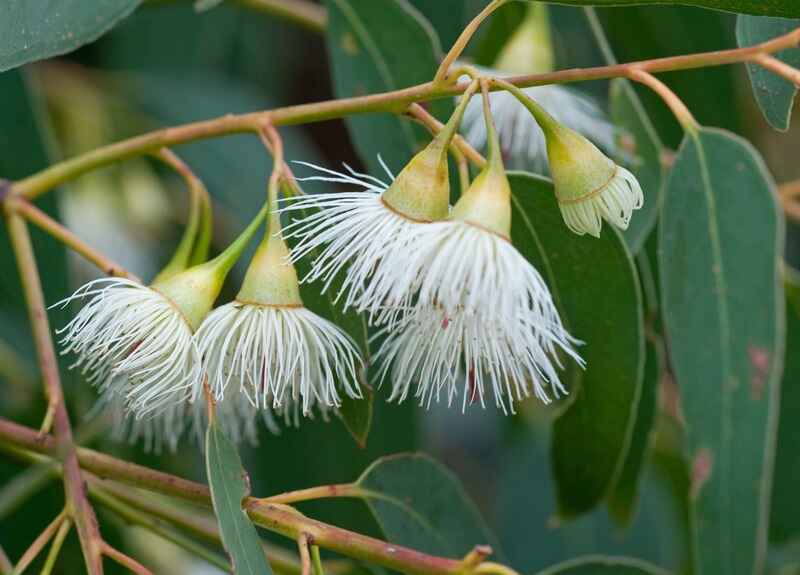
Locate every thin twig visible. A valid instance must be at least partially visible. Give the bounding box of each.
[8,197,136,280]
[7,25,800,203]
[0,417,499,575]
[3,213,104,574]
[90,477,304,575]
[311,546,324,575]
[0,545,11,575]
[10,510,66,575]
[101,542,153,575]
[40,517,72,575]
[298,533,312,575]
[406,104,486,168]
[89,481,231,573]
[752,53,800,86]
[626,68,699,132]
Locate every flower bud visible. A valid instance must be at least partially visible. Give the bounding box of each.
[151,263,227,331]
[545,122,643,237]
[236,215,302,307]
[381,138,450,222]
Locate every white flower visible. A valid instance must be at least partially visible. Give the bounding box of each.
[196,301,363,419]
[372,218,560,330]
[280,160,430,317]
[546,123,643,237]
[374,304,582,413]
[55,278,201,418]
[461,72,618,174]
[558,164,643,237]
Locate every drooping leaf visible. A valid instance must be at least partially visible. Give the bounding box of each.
[324,0,452,175]
[206,416,273,575]
[769,273,800,544]
[354,453,501,558]
[522,0,800,18]
[659,127,784,575]
[0,0,140,72]
[535,556,670,575]
[508,172,644,518]
[610,79,666,254]
[607,338,662,526]
[737,16,800,131]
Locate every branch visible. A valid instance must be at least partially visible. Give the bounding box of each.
[101,542,153,575]
[3,213,105,574]
[7,196,136,280]
[10,510,66,574]
[5,25,799,203]
[0,417,499,575]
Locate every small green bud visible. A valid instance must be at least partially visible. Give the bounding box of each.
[236,227,302,307]
[450,160,511,238]
[381,139,450,222]
[152,262,227,331]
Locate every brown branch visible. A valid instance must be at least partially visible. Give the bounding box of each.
[8,197,136,280]
[0,417,488,575]
[3,213,105,574]
[6,26,800,203]
[752,53,800,86]
[298,533,312,575]
[626,68,698,131]
[9,510,66,574]
[406,103,486,168]
[101,542,153,575]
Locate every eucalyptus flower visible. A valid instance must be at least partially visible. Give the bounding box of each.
[280,82,479,316]
[197,198,364,421]
[499,80,643,237]
[374,304,581,413]
[56,206,267,417]
[461,79,617,173]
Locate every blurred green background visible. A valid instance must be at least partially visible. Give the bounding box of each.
[0,1,798,573]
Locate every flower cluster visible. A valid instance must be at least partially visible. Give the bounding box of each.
[55,75,643,449]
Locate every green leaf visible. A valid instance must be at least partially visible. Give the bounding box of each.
[607,338,661,526]
[508,172,645,518]
[206,416,273,575]
[737,16,800,131]
[354,453,501,558]
[769,273,800,544]
[324,0,452,175]
[536,556,670,575]
[0,0,140,72]
[659,127,784,575]
[0,71,69,365]
[406,0,467,49]
[610,79,666,253]
[522,0,800,18]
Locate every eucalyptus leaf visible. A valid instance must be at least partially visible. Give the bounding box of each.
[354,453,501,558]
[737,16,800,131]
[206,417,273,575]
[660,127,784,575]
[508,172,644,518]
[0,0,140,72]
[769,274,800,544]
[611,79,666,254]
[536,556,670,575]
[325,0,452,175]
[607,338,661,526]
[523,0,800,18]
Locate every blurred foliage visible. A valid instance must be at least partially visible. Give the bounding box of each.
[1,1,799,574]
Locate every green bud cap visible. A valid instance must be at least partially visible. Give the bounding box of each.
[236,225,302,307]
[450,80,511,238]
[450,159,512,238]
[381,80,480,222]
[545,123,616,205]
[381,139,450,222]
[152,262,227,331]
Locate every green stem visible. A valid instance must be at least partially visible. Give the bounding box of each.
[90,485,231,572]
[311,546,324,575]
[433,0,509,83]
[40,518,72,575]
[203,202,268,278]
[489,77,558,135]
[0,417,500,575]
[7,24,800,204]
[479,80,504,172]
